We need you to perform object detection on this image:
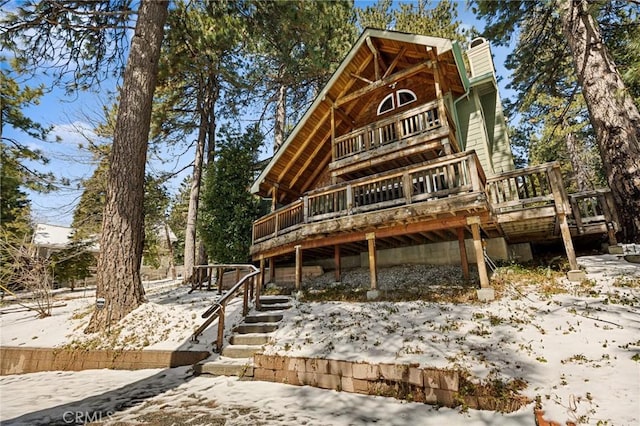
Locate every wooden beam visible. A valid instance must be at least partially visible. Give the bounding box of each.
[382,46,407,79]
[333,106,355,125]
[467,216,490,289]
[350,72,374,85]
[335,60,433,108]
[289,133,330,192]
[275,107,331,183]
[366,233,378,290]
[334,244,341,282]
[269,257,276,283]
[457,227,470,281]
[548,166,579,271]
[295,245,302,291]
[299,149,333,194]
[365,37,383,80]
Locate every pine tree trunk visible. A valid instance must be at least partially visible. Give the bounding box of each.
[560,0,640,242]
[86,0,168,333]
[274,82,286,152]
[182,116,206,284]
[564,130,591,191]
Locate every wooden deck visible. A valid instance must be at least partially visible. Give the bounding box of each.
[251,159,618,260]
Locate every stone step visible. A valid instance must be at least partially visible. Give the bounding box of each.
[234,323,279,334]
[230,333,272,345]
[195,357,254,377]
[259,296,290,305]
[244,313,283,324]
[257,303,291,312]
[221,344,264,358]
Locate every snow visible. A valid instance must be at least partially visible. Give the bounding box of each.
[1,255,639,425]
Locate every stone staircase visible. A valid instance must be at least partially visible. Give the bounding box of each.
[195,296,291,377]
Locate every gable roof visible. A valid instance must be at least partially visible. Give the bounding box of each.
[251,28,467,204]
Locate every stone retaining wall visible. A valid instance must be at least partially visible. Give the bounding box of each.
[253,354,527,412]
[0,347,210,375]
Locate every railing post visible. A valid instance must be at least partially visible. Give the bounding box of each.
[216,303,225,352]
[303,196,309,223]
[243,278,249,317]
[469,155,481,192]
[403,172,413,205]
[346,185,353,212]
[274,211,279,237]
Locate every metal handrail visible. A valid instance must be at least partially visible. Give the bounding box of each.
[191,264,260,352]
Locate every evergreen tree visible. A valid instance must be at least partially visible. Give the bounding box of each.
[356,0,468,42]
[239,0,357,151]
[3,0,170,331]
[473,0,640,242]
[199,125,268,263]
[153,0,246,283]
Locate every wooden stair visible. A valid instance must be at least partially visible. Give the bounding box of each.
[195,296,291,377]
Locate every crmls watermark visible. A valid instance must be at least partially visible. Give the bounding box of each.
[62,410,114,424]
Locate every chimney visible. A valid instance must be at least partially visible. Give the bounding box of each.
[466,37,496,79]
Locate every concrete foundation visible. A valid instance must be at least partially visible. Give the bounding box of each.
[566,270,586,282]
[476,288,495,302]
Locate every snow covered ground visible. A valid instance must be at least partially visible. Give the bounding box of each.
[1,255,639,425]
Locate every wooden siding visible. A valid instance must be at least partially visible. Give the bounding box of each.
[467,41,494,78]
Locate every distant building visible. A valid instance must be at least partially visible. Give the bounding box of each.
[31,223,99,258]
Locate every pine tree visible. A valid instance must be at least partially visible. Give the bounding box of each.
[199,125,268,263]
[473,0,640,242]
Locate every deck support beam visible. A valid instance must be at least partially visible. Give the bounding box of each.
[457,227,470,281]
[295,245,302,291]
[269,257,276,283]
[366,233,379,299]
[548,165,584,281]
[467,216,490,289]
[334,244,342,282]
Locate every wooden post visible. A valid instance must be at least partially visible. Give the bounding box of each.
[367,233,378,290]
[269,257,276,283]
[467,217,490,288]
[548,166,579,271]
[258,258,265,310]
[216,267,223,294]
[295,245,302,291]
[216,303,225,353]
[334,244,342,282]
[457,227,470,281]
[271,186,278,212]
[243,277,249,317]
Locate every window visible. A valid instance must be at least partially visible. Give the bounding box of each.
[397,89,417,107]
[377,93,395,115]
[376,89,418,116]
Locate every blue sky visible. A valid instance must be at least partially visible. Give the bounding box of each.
[4,0,516,228]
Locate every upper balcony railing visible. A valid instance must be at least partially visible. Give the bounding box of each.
[252,151,485,244]
[333,99,448,161]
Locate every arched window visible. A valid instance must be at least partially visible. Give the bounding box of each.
[396,89,417,107]
[377,93,395,115]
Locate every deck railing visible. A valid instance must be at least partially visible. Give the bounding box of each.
[485,163,557,212]
[569,189,618,235]
[191,264,260,352]
[333,99,446,160]
[252,151,485,243]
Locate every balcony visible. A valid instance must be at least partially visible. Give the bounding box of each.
[251,151,487,254]
[330,100,459,178]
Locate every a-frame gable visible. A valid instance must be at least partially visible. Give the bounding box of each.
[251,28,465,205]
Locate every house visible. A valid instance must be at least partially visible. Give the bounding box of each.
[249,29,619,299]
[31,224,99,258]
